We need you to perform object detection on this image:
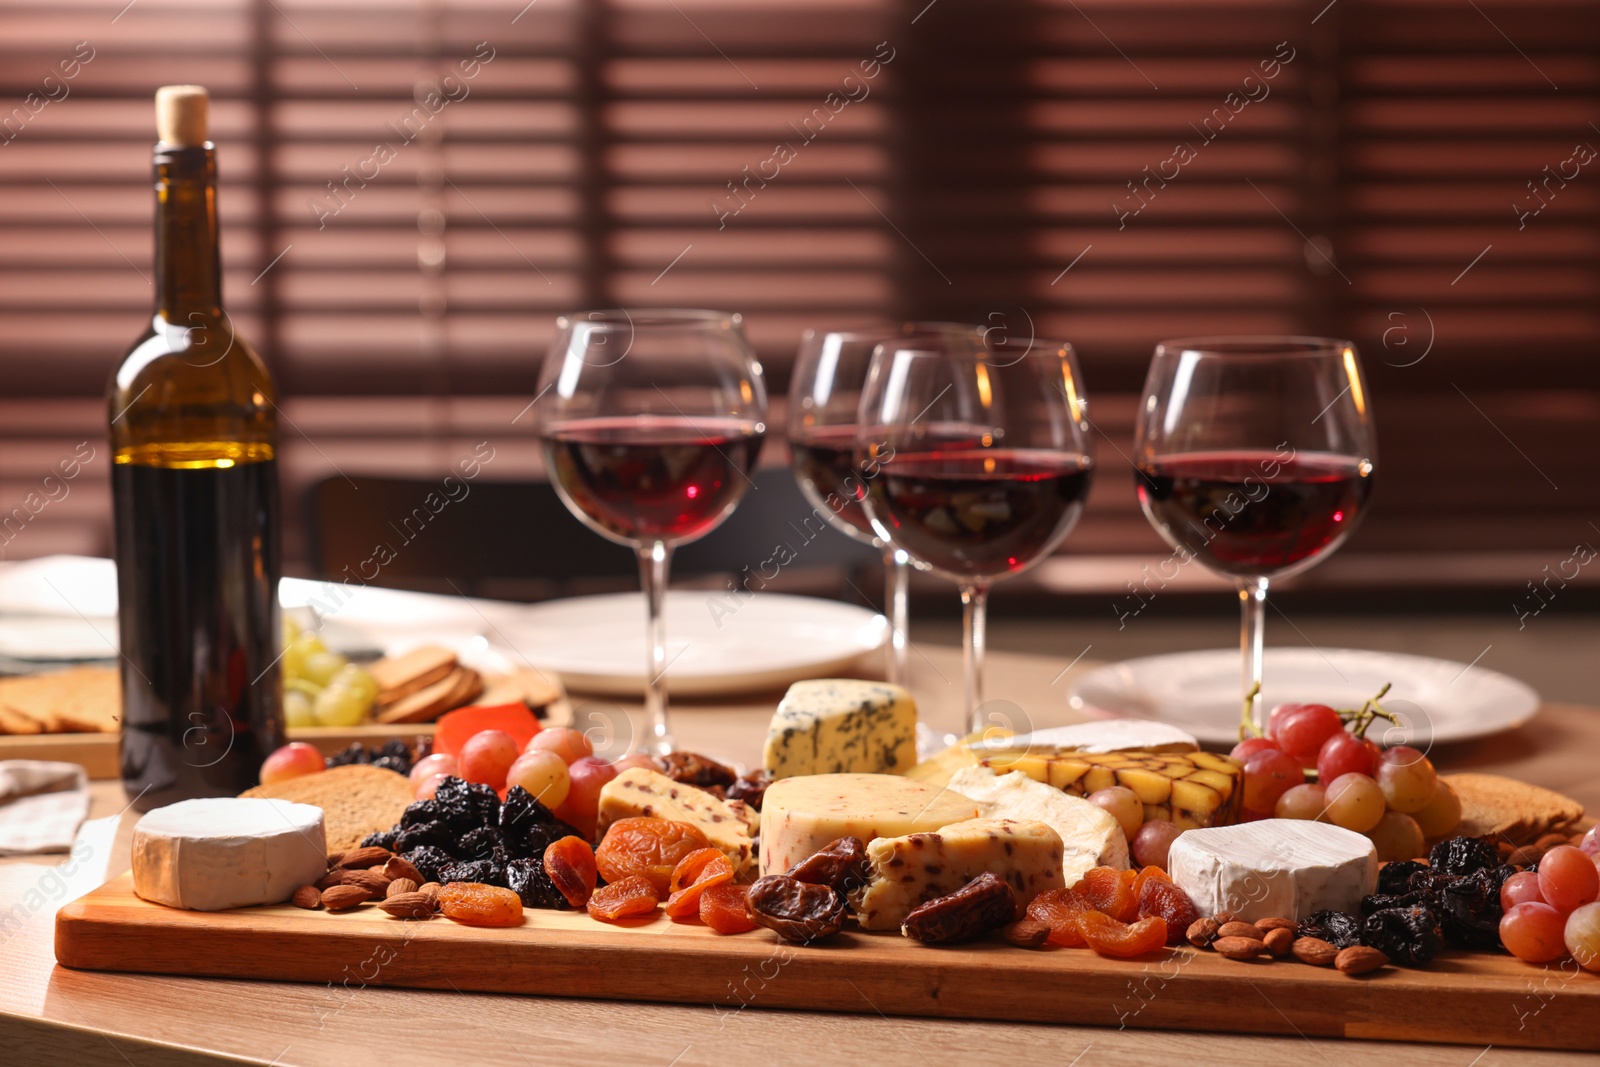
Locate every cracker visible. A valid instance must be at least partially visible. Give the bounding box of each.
[368,646,457,705]
[476,667,561,710]
[1445,772,1585,846]
[374,666,482,724]
[0,667,120,733]
[0,703,44,735]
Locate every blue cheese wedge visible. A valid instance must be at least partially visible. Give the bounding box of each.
[854,817,1066,932]
[949,765,1129,882]
[596,768,760,878]
[1167,819,1378,923]
[762,679,917,779]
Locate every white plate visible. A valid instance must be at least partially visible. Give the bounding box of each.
[1069,648,1540,748]
[492,591,888,697]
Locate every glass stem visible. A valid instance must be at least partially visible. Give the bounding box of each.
[638,540,674,755]
[1238,575,1269,738]
[960,582,991,737]
[884,546,910,686]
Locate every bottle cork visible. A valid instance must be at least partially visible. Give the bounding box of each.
[155,85,209,146]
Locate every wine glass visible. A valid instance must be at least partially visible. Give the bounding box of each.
[536,309,768,754]
[856,331,1093,735]
[1132,336,1376,739]
[788,323,983,685]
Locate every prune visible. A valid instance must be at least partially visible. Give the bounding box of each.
[430,776,481,834]
[499,786,580,859]
[745,875,846,944]
[439,858,504,887]
[726,771,772,811]
[1429,836,1498,877]
[1299,909,1363,949]
[402,845,456,884]
[325,739,419,776]
[1361,890,1426,917]
[466,781,501,825]
[400,799,441,828]
[902,873,1016,944]
[459,826,506,860]
[1433,866,1512,950]
[325,742,368,768]
[653,751,738,790]
[360,828,399,851]
[1362,904,1444,965]
[394,820,453,854]
[785,837,870,895]
[1378,860,1429,896]
[507,856,571,909]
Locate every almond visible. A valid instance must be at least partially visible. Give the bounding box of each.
[418,881,442,904]
[325,851,345,870]
[1335,945,1389,975]
[315,869,347,890]
[1263,927,1294,957]
[386,877,420,899]
[1255,917,1297,933]
[383,855,424,885]
[1292,936,1339,966]
[1186,917,1221,948]
[1212,911,1238,926]
[1213,935,1267,961]
[336,845,394,870]
[291,885,323,910]
[378,891,437,919]
[341,869,391,895]
[321,884,373,911]
[1218,921,1265,941]
[999,919,1050,949]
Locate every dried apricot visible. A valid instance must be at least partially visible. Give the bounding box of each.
[699,881,757,934]
[1025,887,1089,947]
[438,882,525,927]
[1130,864,1170,902]
[587,874,661,921]
[663,849,735,919]
[1074,867,1137,922]
[543,835,598,907]
[1137,878,1199,945]
[1077,909,1168,958]
[595,817,711,894]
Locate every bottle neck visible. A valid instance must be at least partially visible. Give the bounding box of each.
[153,144,222,320]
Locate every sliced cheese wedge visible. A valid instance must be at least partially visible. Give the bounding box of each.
[759,773,978,876]
[950,765,1129,882]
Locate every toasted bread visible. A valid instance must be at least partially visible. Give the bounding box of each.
[241,764,414,853]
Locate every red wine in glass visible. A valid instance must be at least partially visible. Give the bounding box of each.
[865,448,1093,581]
[1136,450,1372,578]
[543,415,764,544]
[790,424,875,541]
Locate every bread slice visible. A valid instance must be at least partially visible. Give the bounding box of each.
[241,764,415,854]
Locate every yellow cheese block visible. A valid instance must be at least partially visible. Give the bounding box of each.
[758,773,979,876]
[982,749,1244,830]
[596,768,760,878]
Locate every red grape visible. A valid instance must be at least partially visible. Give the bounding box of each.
[1567,902,1600,972]
[1132,819,1181,868]
[524,727,594,765]
[558,756,620,834]
[505,750,570,808]
[1501,870,1545,911]
[1230,737,1278,762]
[1317,730,1379,782]
[1500,901,1569,963]
[1324,773,1386,832]
[1242,749,1304,814]
[1266,703,1307,741]
[1538,845,1600,912]
[1375,745,1437,813]
[1273,704,1343,766]
[416,772,449,800]
[409,752,458,784]
[260,742,324,785]
[1275,783,1327,821]
[1579,827,1599,858]
[459,729,520,790]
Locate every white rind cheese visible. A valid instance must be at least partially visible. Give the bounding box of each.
[949,765,1129,882]
[855,817,1066,931]
[596,768,760,878]
[131,798,326,912]
[1167,819,1378,923]
[762,679,917,779]
[969,719,1199,755]
[759,773,978,876]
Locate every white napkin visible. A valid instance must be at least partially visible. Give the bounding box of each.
[0,760,91,855]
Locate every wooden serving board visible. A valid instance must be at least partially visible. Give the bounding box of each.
[55,874,1599,1051]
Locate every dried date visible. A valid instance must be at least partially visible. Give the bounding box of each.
[902,873,1016,945]
[653,751,739,790]
[785,837,870,895]
[744,875,846,944]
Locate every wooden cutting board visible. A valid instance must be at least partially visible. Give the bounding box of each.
[55,874,1599,1050]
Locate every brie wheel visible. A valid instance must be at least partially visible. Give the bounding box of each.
[131,797,327,911]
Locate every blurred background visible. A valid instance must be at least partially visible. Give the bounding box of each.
[1,0,1597,693]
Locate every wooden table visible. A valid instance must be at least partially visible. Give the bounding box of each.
[3,646,1597,1066]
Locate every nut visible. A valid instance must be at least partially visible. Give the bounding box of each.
[1263,927,1294,957]
[341,869,391,895]
[291,885,322,910]
[315,869,346,890]
[1292,936,1339,966]
[1212,911,1238,926]
[383,855,424,885]
[324,851,345,870]
[336,846,394,870]
[1186,917,1221,948]
[321,884,374,911]
[386,877,420,899]
[378,891,437,919]
[999,919,1051,949]
[1218,921,1266,941]
[1335,945,1390,975]
[418,882,442,904]
[1508,846,1544,868]
[1255,917,1297,933]
[1535,831,1572,851]
[1213,936,1267,961]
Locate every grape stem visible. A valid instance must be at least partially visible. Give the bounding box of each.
[1239,681,1263,741]
[1337,682,1398,739]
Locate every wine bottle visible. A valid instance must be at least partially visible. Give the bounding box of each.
[108,85,283,811]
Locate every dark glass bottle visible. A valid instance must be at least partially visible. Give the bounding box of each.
[108,86,283,811]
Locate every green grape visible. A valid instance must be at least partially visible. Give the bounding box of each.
[302,650,347,688]
[286,678,324,698]
[313,683,367,727]
[281,615,301,646]
[334,663,378,704]
[283,689,316,729]
[293,631,327,659]
[281,639,308,683]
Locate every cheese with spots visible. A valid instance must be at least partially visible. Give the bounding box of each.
[853,817,1066,931]
[762,679,917,779]
[596,768,760,878]
[758,772,979,876]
